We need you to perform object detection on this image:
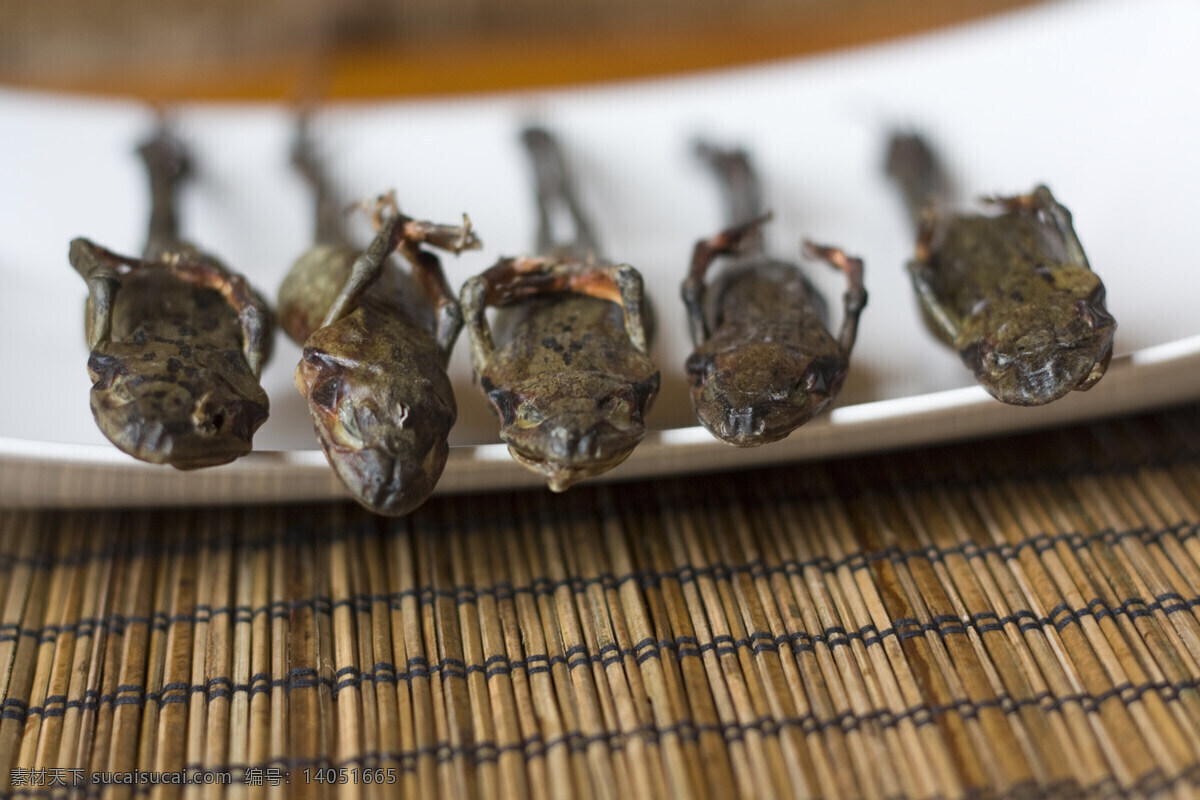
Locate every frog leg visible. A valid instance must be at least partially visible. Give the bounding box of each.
[682,213,773,346]
[398,212,479,364]
[461,255,572,381]
[137,123,192,261]
[70,237,273,376]
[907,260,961,346]
[337,194,479,360]
[694,141,766,254]
[507,258,649,354]
[802,242,868,353]
[69,238,130,349]
[291,111,349,248]
[1034,185,1091,269]
[464,255,650,356]
[983,186,1090,269]
[534,261,651,355]
[401,245,465,366]
[460,267,504,378]
[522,127,600,262]
[161,254,274,378]
[319,212,404,329]
[461,255,559,376]
[607,263,649,356]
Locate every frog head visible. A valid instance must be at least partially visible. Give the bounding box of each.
[961,280,1116,406]
[483,371,659,492]
[298,346,456,516]
[87,343,269,469]
[687,342,844,447]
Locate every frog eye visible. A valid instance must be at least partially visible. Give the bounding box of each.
[685,353,715,383]
[1074,298,1114,332]
[482,380,519,426]
[310,377,341,410]
[803,357,843,396]
[87,352,126,390]
[516,401,545,428]
[601,396,634,429]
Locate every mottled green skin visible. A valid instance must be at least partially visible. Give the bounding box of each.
[911,189,1116,405]
[688,258,846,445]
[279,244,456,516]
[479,294,659,492]
[82,256,271,470]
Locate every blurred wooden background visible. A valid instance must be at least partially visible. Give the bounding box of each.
[1,0,1042,99]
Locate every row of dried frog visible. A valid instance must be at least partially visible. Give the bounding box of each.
[71,121,1117,515]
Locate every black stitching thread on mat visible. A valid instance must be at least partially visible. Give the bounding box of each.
[3,519,1197,648]
[2,589,1196,665]
[4,589,1199,688]
[12,612,1200,731]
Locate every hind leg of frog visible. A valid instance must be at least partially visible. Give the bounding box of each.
[802,241,868,353]
[137,123,192,261]
[682,214,774,346]
[69,237,273,377]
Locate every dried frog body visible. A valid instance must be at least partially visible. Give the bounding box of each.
[886,133,1116,406]
[69,125,273,469]
[279,122,477,515]
[682,142,867,446]
[462,127,659,492]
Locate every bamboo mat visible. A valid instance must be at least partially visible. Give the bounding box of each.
[3,404,1200,799]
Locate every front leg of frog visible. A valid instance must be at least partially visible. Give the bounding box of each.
[802,241,868,354]
[985,185,1091,270]
[69,237,130,349]
[908,259,963,348]
[683,213,773,347]
[461,255,564,378]
[405,246,465,366]
[460,269,499,379]
[484,257,650,355]
[165,257,274,378]
[329,197,480,351]
[72,236,272,376]
[321,212,406,329]
[906,211,963,347]
[395,211,479,361]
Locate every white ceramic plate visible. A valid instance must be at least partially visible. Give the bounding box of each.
[3,0,1197,507]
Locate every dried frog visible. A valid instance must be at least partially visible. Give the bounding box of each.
[69,125,273,469]
[682,142,867,446]
[279,122,476,515]
[886,132,1116,406]
[461,127,659,492]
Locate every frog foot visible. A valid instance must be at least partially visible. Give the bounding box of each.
[400,214,482,255]
[979,185,1058,216]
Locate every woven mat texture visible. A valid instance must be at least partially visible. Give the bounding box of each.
[3,404,1200,799]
